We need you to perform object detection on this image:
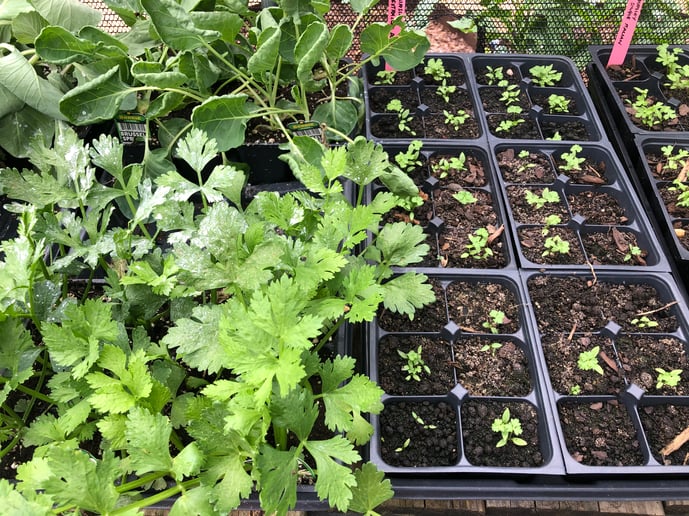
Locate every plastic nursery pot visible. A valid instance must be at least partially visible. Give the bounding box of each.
[633,136,689,267]
[523,270,689,475]
[372,142,516,270]
[471,54,605,142]
[492,141,671,272]
[363,54,483,142]
[367,271,564,475]
[588,45,689,138]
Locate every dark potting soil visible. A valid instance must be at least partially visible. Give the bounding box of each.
[496,148,557,184]
[566,190,628,225]
[541,333,625,396]
[480,87,531,113]
[445,280,520,335]
[380,400,458,467]
[640,403,689,466]
[527,275,680,334]
[506,185,570,225]
[487,115,540,139]
[422,114,481,139]
[377,334,456,395]
[451,337,531,396]
[461,400,543,467]
[559,399,644,466]
[581,228,648,266]
[474,65,521,86]
[541,120,592,141]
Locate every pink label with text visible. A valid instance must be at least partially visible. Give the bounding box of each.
[606,0,645,67]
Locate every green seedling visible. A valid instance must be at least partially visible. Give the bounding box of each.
[630,315,659,328]
[559,144,586,171]
[500,84,522,107]
[656,43,689,91]
[461,227,494,260]
[424,58,451,81]
[491,408,527,447]
[542,214,562,235]
[670,179,689,208]
[411,411,437,430]
[485,65,509,86]
[481,341,503,356]
[578,346,604,375]
[655,367,682,389]
[496,118,525,134]
[395,438,411,452]
[435,153,467,176]
[542,235,570,257]
[518,149,530,159]
[387,99,417,136]
[375,70,397,85]
[525,187,560,209]
[452,190,478,205]
[443,109,470,130]
[624,244,643,262]
[395,140,423,172]
[626,87,677,128]
[437,79,456,102]
[529,64,563,86]
[548,93,571,113]
[482,309,506,334]
[547,131,563,141]
[660,144,689,172]
[569,385,582,395]
[397,345,431,381]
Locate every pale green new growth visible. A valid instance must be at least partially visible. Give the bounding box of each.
[578,346,604,375]
[491,408,527,447]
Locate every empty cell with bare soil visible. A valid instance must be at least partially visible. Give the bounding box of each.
[541,333,625,395]
[616,335,689,395]
[377,335,456,396]
[379,400,459,467]
[640,403,689,466]
[461,400,543,467]
[496,148,556,184]
[446,280,520,334]
[558,400,644,467]
[527,276,680,334]
[377,278,447,333]
[451,337,531,396]
[566,190,628,225]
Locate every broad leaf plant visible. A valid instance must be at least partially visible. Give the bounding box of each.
[0,124,435,514]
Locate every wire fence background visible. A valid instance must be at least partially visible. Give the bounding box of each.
[83,0,689,68]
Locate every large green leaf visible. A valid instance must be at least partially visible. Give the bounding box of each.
[312,99,358,137]
[326,23,353,62]
[360,21,429,71]
[131,61,188,88]
[191,94,249,151]
[0,105,53,157]
[30,0,102,32]
[35,26,98,64]
[247,25,280,77]
[295,21,328,85]
[141,0,220,51]
[0,0,33,21]
[101,0,142,27]
[10,10,47,44]
[189,10,242,42]
[60,66,132,125]
[349,0,379,15]
[0,82,23,118]
[0,44,66,120]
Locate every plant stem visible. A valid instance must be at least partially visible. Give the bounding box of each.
[111,479,200,515]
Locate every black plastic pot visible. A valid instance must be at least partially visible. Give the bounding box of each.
[631,136,689,269]
[367,271,565,475]
[522,270,689,475]
[472,54,606,142]
[371,143,516,270]
[588,45,689,139]
[492,141,672,271]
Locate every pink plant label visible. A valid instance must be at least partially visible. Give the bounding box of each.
[385,0,405,70]
[606,0,645,67]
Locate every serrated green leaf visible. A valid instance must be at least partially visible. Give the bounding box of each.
[306,436,359,511]
[0,478,53,516]
[125,406,173,475]
[171,442,204,480]
[271,386,318,442]
[175,127,218,175]
[170,485,218,516]
[321,373,383,442]
[380,272,435,317]
[341,263,385,323]
[202,453,254,514]
[343,137,389,186]
[23,414,65,446]
[256,444,300,516]
[374,222,428,267]
[349,462,394,515]
[163,303,227,373]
